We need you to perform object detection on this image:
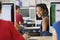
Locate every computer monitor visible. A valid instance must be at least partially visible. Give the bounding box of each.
[20,7,30,20]
[20,7,36,20]
[20,7,29,17]
[50,2,60,26]
[29,7,36,19]
[1,3,14,23]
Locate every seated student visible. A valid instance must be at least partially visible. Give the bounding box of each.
[0,1,29,40]
[16,5,24,30]
[53,21,60,40]
[16,5,30,38]
[36,3,52,36]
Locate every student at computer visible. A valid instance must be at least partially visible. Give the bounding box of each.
[16,5,24,30]
[36,3,52,36]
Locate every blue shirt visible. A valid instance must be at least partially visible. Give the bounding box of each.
[53,21,60,40]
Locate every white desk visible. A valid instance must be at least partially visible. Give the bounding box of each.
[28,36,52,40]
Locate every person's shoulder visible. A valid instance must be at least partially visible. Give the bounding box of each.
[43,16,49,21]
[44,16,49,18]
[54,21,60,24]
[16,13,22,17]
[0,19,13,25]
[53,21,60,27]
[53,21,60,32]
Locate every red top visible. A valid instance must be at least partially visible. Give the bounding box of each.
[16,13,24,24]
[0,20,25,40]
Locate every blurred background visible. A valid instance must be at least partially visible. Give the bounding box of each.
[0,0,60,40]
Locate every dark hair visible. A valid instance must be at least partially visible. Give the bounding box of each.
[16,5,20,10]
[36,3,49,14]
[0,1,2,10]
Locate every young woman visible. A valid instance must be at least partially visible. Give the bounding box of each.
[36,3,52,36]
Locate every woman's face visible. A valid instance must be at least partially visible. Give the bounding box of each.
[36,7,45,17]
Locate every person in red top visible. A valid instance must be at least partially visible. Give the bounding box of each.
[0,1,27,40]
[16,12,24,24]
[0,20,25,40]
[16,5,24,24]
[16,5,24,30]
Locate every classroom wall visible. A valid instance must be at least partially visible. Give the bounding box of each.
[0,0,10,2]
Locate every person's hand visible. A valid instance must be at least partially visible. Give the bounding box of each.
[15,22,24,30]
[23,33,30,40]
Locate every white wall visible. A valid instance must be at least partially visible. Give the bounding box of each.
[0,0,10,2]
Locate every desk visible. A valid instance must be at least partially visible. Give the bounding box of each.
[28,36,52,40]
[23,27,40,36]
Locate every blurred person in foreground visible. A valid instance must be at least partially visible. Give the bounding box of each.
[53,21,60,40]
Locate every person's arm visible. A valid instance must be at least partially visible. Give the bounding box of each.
[42,17,49,32]
[19,14,24,24]
[16,22,23,30]
[52,28,58,40]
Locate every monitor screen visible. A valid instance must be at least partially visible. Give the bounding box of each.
[1,3,14,22]
[20,7,36,18]
[20,8,29,17]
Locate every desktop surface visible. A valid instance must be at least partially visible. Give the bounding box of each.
[28,36,52,40]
